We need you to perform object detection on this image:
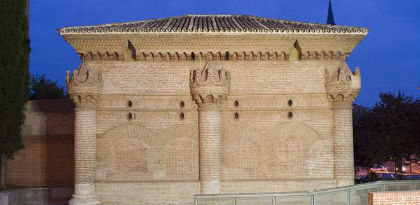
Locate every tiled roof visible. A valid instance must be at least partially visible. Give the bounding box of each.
[58,15,367,34]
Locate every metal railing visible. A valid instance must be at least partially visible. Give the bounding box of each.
[194,180,420,205]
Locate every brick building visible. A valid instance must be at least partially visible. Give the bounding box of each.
[58,15,367,205]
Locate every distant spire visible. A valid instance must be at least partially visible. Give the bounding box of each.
[327,0,336,25]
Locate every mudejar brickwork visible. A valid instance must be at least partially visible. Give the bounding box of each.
[59,15,368,205]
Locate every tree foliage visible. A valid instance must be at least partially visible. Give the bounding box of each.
[0,0,30,159]
[354,92,420,172]
[29,75,66,100]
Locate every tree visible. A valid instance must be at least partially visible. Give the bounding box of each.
[353,106,390,168]
[354,92,420,176]
[0,0,30,187]
[29,75,66,100]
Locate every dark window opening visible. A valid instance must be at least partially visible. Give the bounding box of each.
[234,112,239,119]
[234,100,239,107]
[225,52,230,60]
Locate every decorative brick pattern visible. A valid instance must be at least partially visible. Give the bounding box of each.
[368,191,420,205]
[221,121,332,181]
[96,124,198,181]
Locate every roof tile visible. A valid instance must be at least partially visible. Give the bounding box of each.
[58,15,368,34]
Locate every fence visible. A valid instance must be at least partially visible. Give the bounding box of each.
[194,180,420,205]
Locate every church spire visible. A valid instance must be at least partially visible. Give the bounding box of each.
[327,0,336,25]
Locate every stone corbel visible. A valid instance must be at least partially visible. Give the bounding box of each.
[325,62,361,104]
[71,94,100,110]
[66,61,102,95]
[190,62,231,109]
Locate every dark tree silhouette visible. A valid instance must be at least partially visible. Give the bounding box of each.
[29,75,66,100]
[0,0,30,187]
[354,92,420,176]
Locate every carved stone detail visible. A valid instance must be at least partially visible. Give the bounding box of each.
[325,62,361,103]
[190,62,231,109]
[66,61,102,95]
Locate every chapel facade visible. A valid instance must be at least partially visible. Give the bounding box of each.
[59,15,367,205]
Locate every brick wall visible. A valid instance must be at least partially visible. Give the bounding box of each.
[368,191,420,205]
[87,60,344,204]
[6,100,75,187]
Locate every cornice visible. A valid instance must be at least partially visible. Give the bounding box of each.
[77,50,347,61]
[61,33,365,62]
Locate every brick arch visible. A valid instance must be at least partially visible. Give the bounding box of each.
[154,124,199,180]
[222,123,269,180]
[101,124,156,146]
[152,124,197,147]
[265,122,319,145]
[263,122,321,179]
[99,124,156,180]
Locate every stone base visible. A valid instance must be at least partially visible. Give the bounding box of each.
[69,184,100,205]
[200,180,221,194]
[69,196,100,205]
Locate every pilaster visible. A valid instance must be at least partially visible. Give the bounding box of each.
[190,62,230,194]
[67,62,101,205]
[325,62,361,187]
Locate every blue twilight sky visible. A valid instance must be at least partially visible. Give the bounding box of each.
[29,0,420,107]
